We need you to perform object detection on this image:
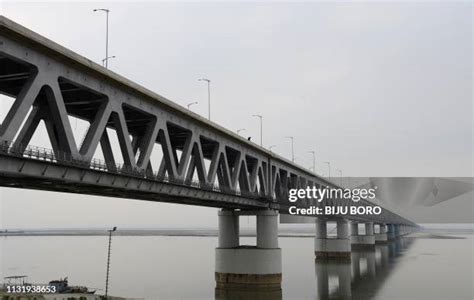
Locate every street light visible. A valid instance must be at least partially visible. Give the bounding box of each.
[269,145,276,152]
[198,78,211,120]
[308,150,316,174]
[252,114,263,146]
[324,161,331,179]
[105,226,117,298]
[93,8,111,69]
[285,136,295,162]
[186,101,198,110]
[237,128,246,135]
[101,55,116,67]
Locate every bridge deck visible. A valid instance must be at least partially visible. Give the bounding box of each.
[0,16,416,226]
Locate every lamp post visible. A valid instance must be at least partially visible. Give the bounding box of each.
[93,8,111,69]
[101,55,116,67]
[186,101,198,110]
[198,78,211,120]
[324,161,331,179]
[285,136,294,162]
[252,114,263,146]
[308,150,316,174]
[105,226,117,298]
[237,128,246,135]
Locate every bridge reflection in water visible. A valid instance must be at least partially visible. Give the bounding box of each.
[316,237,413,300]
[215,237,412,300]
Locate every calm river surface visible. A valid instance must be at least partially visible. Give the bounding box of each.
[1,230,473,299]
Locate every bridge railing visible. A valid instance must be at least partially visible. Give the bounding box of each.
[0,141,419,225]
[0,140,262,201]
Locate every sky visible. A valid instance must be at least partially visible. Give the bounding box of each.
[0,1,472,229]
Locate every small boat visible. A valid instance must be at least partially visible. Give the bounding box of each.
[49,277,96,294]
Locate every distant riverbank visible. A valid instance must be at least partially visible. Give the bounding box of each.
[0,228,314,237]
[1,224,472,237]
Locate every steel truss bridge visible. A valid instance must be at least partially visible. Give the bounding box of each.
[0,16,415,226]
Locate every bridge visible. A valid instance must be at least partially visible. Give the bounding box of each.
[0,16,417,296]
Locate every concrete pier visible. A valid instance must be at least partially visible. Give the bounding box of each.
[400,225,413,236]
[215,209,282,291]
[394,224,400,237]
[387,224,396,240]
[351,222,375,250]
[375,224,388,244]
[314,218,351,261]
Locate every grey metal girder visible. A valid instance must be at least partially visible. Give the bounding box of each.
[0,16,416,226]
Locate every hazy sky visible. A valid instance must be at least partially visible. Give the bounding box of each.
[0,1,472,229]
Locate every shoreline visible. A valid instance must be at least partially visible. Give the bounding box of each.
[0,230,470,238]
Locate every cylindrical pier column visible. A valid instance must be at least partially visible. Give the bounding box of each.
[218,209,239,248]
[365,222,374,235]
[351,222,358,236]
[316,218,327,239]
[257,210,279,248]
[315,218,351,261]
[394,224,400,237]
[337,219,349,239]
[375,224,388,244]
[215,209,282,292]
[387,224,396,240]
[351,222,375,250]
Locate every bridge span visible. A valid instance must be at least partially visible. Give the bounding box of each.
[0,16,417,296]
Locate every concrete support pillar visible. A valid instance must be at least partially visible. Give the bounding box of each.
[365,222,374,235]
[351,222,358,236]
[375,224,388,244]
[215,209,281,291]
[394,224,400,237]
[351,222,375,250]
[403,225,410,236]
[387,224,396,240]
[257,210,279,248]
[315,218,351,261]
[218,210,239,248]
[337,219,350,239]
[316,218,327,239]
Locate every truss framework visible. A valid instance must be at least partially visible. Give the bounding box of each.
[0,16,416,225]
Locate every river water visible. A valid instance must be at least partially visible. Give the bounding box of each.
[1,229,473,299]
